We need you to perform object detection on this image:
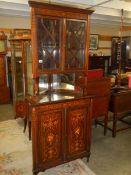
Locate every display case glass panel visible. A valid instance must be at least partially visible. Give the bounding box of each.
[65,20,86,69]
[39,73,75,94]
[25,42,33,95]
[39,74,49,94]
[52,74,75,91]
[12,43,24,101]
[37,17,61,70]
[0,40,6,53]
[10,36,31,118]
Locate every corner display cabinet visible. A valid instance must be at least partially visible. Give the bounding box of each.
[0,32,10,103]
[28,1,94,174]
[9,33,31,119]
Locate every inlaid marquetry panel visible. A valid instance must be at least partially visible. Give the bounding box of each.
[66,105,88,156]
[38,109,64,163]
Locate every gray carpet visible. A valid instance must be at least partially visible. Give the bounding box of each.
[0,104,14,121]
[0,104,131,175]
[86,124,131,175]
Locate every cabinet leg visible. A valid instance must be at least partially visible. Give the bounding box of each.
[86,154,90,162]
[112,113,117,137]
[33,172,37,175]
[94,119,98,128]
[23,117,27,133]
[33,169,39,175]
[104,113,108,136]
[28,120,31,140]
[87,157,89,162]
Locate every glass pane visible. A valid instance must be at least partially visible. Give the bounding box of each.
[39,75,49,94]
[25,42,33,95]
[52,74,75,91]
[13,45,24,100]
[0,40,5,52]
[65,20,86,69]
[37,17,61,70]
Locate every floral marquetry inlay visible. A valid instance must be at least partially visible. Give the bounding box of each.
[67,106,88,155]
[39,109,63,162]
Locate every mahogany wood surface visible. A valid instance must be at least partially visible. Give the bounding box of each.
[28,95,92,174]
[0,54,10,104]
[109,88,131,137]
[86,77,111,135]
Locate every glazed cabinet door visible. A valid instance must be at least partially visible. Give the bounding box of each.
[32,107,65,172]
[65,19,87,71]
[66,100,92,160]
[35,16,62,74]
[32,15,88,77]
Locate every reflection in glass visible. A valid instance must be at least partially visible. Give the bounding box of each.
[37,17,61,70]
[52,74,75,90]
[25,43,33,95]
[65,20,86,69]
[39,75,49,94]
[39,73,75,94]
[39,93,74,103]
[15,57,23,99]
[11,42,24,100]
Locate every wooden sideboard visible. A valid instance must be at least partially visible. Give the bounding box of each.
[86,77,111,135]
[109,87,131,137]
[28,94,92,175]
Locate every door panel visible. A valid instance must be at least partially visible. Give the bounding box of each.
[66,104,90,159]
[38,108,65,168]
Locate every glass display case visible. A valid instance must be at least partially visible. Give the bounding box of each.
[36,17,86,72]
[9,34,31,118]
[30,2,92,95]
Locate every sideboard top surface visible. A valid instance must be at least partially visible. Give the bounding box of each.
[27,92,93,106]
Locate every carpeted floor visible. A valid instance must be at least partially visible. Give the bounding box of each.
[0,104,14,121]
[0,104,131,175]
[0,119,95,175]
[88,124,131,175]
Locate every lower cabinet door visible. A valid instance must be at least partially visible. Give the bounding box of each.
[66,103,91,160]
[34,108,65,171]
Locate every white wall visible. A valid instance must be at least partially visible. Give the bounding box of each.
[90,23,121,56]
[0,15,30,28]
[90,23,120,35]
